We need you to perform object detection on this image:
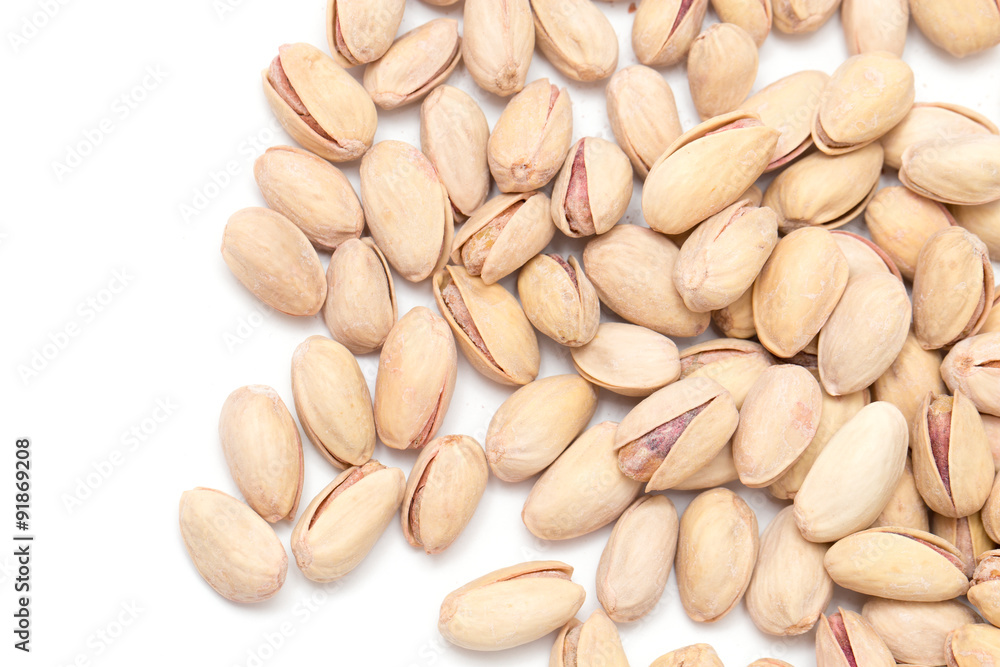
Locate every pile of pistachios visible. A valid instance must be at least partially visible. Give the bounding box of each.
[179,0,1000,665]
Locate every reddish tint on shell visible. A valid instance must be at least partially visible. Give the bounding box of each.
[268,52,334,141]
[896,531,967,572]
[462,201,523,275]
[441,282,498,366]
[670,0,697,38]
[565,143,595,236]
[927,396,954,499]
[705,117,763,137]
[548,254,579,290]
[619,401,710,481]
[309,460,385,529]
[827,614,859,667]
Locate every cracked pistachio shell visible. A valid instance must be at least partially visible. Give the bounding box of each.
[253,145,364,251]
[363,19,461,110]
[674,200,779,313]
[291,336,375,469]
[673,443,740,490]
[942,334,1000,417]
[912,228,995,350]
[739,70,829,172]
[519,254,601,348]
[401,435,489,555]
[969,550,1000,627]
[644,111,780,235]
[865,186,956,281]
[597,495,679,623]
[452,192,556,284]
[688,23,759,120]
[772,0,840,33]
[882,103,1000,171]
[616,377,739,492]
[832,231,903,280]
[902,135,1000,206]
[439,561,586,651]
[551,137,634,238]
[676,488,759,623]
[219,386,303,523]
[712,287,757,339]
[763,142,883,233]
[824,527,970,601]
[816,608,895,667]
[571,322,680,397]
[633,0,710,66]
[651,644,724,667]
[323,238,396,355]
[952,200,1000,262]
[870,455,931,532]
[489,79,573,193]
[550,610,628,667]
[531,0,618,81]
[523,422,642,541]
[873,332,947,426]
[794,402,908,542]
[843,0,908,55]
[910,0,1000,57]
[932,513,996,576]
[606,65,683,178]
[326,0,405,66]
[179,488,287,603]
[746,506,834,636]
[420,85,490,219]
[221,207,327,317]
[262,43,377,162]
[583,225,711,337]
[462,0,534,96]
[711,0,773,45]
[753,227,850,358]
[291,461,405,582]
[359,140,454,283]
[433,265,541,386]
[733,364,823,488]
[818,272,912,396]
[947,624,1000,667]
[374,307,457,450]
[486,374,598,483]
[679,339,775,409]
[913,391,995,518]
[864,599,981,666]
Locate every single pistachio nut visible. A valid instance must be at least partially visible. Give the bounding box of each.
[488,78,573,193]
[605,65,684,178]
[401,435,489,555]
[739,70,829,171]
[323,238,396,355]
[179,488,287,603]
[816,608,895,667]
[570,322,680,396]
[932,513,996,576]
[632,0,710,66]
[219,385,303,523]
[253,145,364,251]
[882,102,1000,170]
[439,561,586,651]
[262,42,377,162]
[420,85,490,219]
[452,192,556,284]
[519,254,601,348]
[291,336,376,469]
[831,231,903,280]
[363,19,461,110]
[679,338,775,409]
[650,644,724,667]
[909,0,1000,58]
[772,0,840,33]
[863,598,982,666]
[865,186,956,281]
[842,0,908,55]
[941,334,1000,417]
[221,207,327,317]
[326,0,405,66]
[947,623,1000,667]
[688,23,759,120]
[870,455,931,532]
[673,443,740,490]
[359,140,454,282]
[462,0,534,96]
[291,461,405,582]
[550,610,628,667]
[615,376,739,491]
[551,137,633,238]
[486,374,598,483]
[597,495,679,623]
[952,200,1000,262]
[710,0,772,45]
[433,265,541,386]
[712,287,757,339]
[969,550,1000,628]
[872,331,947,426]
[374,306,457,450]
[901,135,1000,206]
[530,0,618,81]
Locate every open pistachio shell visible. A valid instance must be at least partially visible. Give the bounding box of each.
[941,333,1000,417]
[816,608,895,667]
[633,0,710,66]
[550,137,634,238]
[363,19,462,110]
[326,0,405,67]
[739,70,829,171]
[519,254,600,348]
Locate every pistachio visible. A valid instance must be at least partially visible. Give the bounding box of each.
[910,0,1000,57]
[947,623,1000,667]
[570,322,681,397]
[401,435,489,555]
[870,455,931,532]
[673,443,740,490]
[688,23,759,120]
[632,0,710,66]
[219,385,303,523]
[816,608,895,667]
[359,140,454,282]
[882,102,999,170]
[291,461,405,582]
[873,332,948,426]
[831,231,903,280]
[616,377,739,491]
[863,599,982,666]
[291,336,376,469]
[362,19,461,110]
[982,474,1000,544]
[520,254,601,348]
[262,42,377,162]
[772,0,840,33]
[941,334,1000,417]
[842,0,908,55]
[651,644,724,667]
[550,137,634,238]
[221,207,327,317]
[712,287,757,339]
[451,192,556,284]
[932,513,996,576]
[901,135,1000,206]
[488,78,573,193]
[374,307,457,450]
[178,488,287,603]
[739,70,829,171]
[597,495,679,623]
[550,610,628,667]
[710,0,772,45]
[439,561,586,651]
[462,0,534,96]
[678,338,775,409]
[983,414,1000,470]
[323,238,397,355]
[433,265,541,386]
[912,228,995,350]
[530,0,618,81]
[253,145,364,251]
[643,111,780,235]
[969,550,1000,628]
[605,65,684,178]
[748,661,794,667]
[420,85,490,219]
[865,186,956,281]
[326,0,404,66]
[952,200,1000,262]
[523,422,642,541]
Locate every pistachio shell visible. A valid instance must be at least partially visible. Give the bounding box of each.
[672,443,740,490]
[968,550,1000,627]
[710,0,773,45]
[633,0,710,66]
[865,186,956,281]
[462,0,534,96]
[870,455,931,532]
[519,254,601,347]
[326,0,405,66]
[902,135,1000,206]
[947,623,1000,667]
[323,238,397,355]
[739,70,829,171]
[678,338,775,409]
[873,332,948,426]
[831,231,903,281]
[816,608,895,667]
[363,19,462,110]
[842,0,908,55]
[605,65,684,178]
[863,599,982,666]
[651,644,724,667]
[550,610,629,667]
[932,513,996,575]
[550,137,634,238]
[688,23,759,120]
[530,0,618,81]
[772,0,840,33]
[882,103,999,170]
[712,287,757,339]
[984,477,1000,543]
[952,200,1000,262]
[909,0,1000,58]
[941,334,1000,417]
[570,322,681,397]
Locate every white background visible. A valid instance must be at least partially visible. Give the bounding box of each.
[3,0,1000,665]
